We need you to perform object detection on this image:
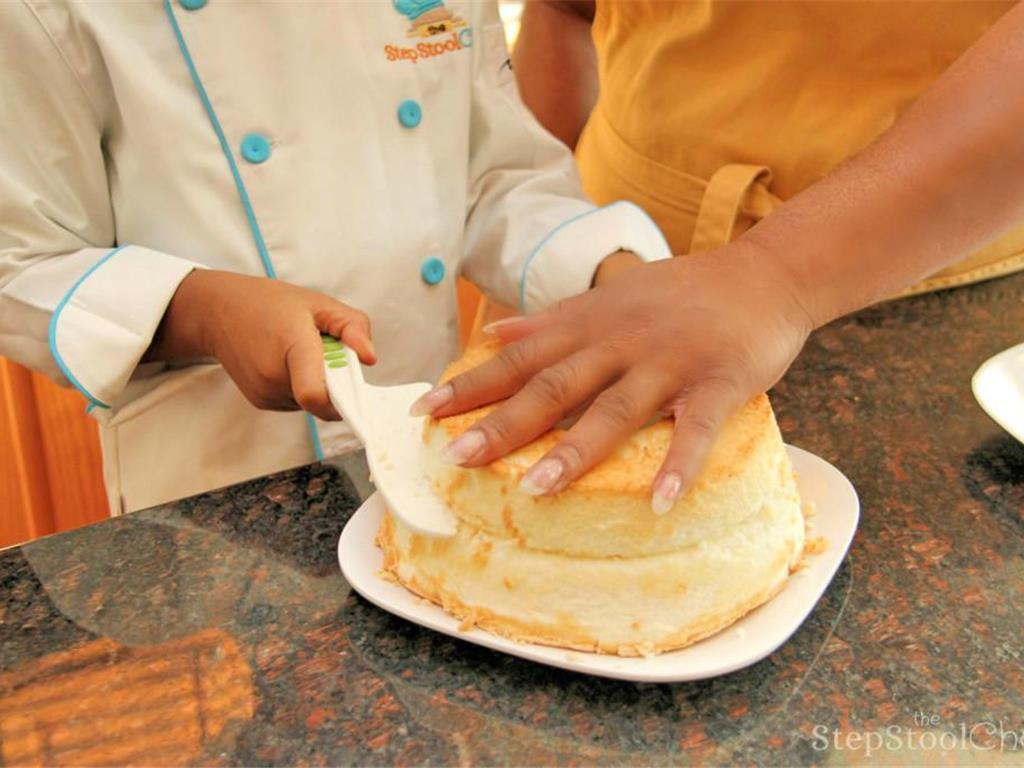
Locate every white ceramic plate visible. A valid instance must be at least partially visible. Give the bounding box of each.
[338,445,859,683]
[972,341,1024,444]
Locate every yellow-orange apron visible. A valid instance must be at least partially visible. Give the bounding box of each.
[576,0,1024,297]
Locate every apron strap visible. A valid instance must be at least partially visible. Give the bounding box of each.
[689,164,778,253]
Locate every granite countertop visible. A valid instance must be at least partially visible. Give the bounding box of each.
[2,274,1023,766]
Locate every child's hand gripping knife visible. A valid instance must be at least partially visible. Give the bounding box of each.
[145,270,377,421]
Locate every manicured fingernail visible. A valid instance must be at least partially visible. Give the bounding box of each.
[520,458,564,496]
[409,384,453,416]
[652,473,683,515]
[482,316,524,335]
[442,429,487,465]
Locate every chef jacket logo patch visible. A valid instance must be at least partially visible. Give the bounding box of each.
[385,0,472,63]
[394,0,467,38]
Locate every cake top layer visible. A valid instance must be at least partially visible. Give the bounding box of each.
[430,343,774,496]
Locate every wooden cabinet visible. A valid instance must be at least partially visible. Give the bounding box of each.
[0,359,109,548]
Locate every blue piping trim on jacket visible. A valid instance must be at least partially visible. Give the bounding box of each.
[164,0,327,461]
[517,200,672,311]
[162,1,277,279]
[48,245,129,410]
[306,414,326,461]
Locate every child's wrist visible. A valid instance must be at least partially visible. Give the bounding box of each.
[146,269,216,363]
[592,249,644,286]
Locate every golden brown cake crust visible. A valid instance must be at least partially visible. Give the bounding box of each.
[431,343,773,496]
[422,343,793,559]
[377,513,792,657]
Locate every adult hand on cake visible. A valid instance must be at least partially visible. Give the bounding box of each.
[411,243,813,513]
[414,0,1024,510]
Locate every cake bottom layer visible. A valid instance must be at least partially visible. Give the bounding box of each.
[376,484,806,657]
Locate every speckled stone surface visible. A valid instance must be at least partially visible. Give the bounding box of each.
[2,274,1024,766]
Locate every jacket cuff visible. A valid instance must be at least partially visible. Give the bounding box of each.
[48,245,204,408]
[518,201,672,312]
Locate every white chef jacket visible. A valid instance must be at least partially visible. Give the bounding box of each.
[0,0,670,514]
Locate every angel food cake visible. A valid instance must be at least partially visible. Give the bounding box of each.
[377,344,805,656]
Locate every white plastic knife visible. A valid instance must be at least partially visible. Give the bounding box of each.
[321,335,457,537]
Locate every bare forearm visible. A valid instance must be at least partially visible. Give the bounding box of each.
[744,2,1024,327]
[513,0,597,149]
